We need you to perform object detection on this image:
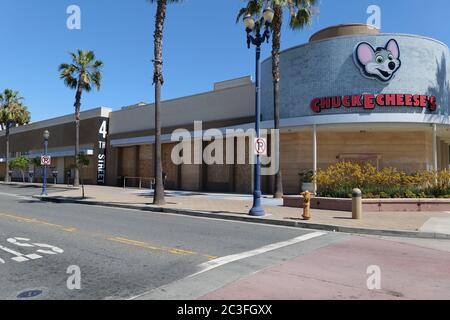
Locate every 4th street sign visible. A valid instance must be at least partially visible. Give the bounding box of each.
[40,155,51,166]
[96,118,109,185]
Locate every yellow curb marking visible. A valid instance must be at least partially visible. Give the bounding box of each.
[107,237,218,261]
[0,213,218,260]
[0,213,77,233]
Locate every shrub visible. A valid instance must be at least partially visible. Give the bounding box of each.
[299,170,314,183]
[315,162,450,199]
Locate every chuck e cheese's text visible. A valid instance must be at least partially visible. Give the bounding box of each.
[310,94,437,113]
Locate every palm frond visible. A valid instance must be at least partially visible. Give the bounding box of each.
[91,71,102,90]
[289,7,313,29]
[0,89,30,127]
[59,50,103,92]
[63,76,78,89]
[236,0,264,23]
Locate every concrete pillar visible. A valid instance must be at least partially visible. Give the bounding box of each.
[446,144,450,170]
[312,124,318,194]
[57,157,65,184]
[134,145,140,178]
[439,141,448,171]
[432,124,438,171]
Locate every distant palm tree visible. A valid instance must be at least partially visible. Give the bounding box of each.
[59,50,103,187]
[0,89,31,182]
[147,0,183,205]
[237,0,317,198]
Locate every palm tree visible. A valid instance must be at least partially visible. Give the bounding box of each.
[0,89,31,182]
[147,0,182,205]
[59,50,103,187]
[237,0,317,198]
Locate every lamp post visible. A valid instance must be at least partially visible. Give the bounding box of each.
[243,7,274,217]
[41,130,50,196]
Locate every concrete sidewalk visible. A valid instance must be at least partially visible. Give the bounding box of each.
[201,235,450,300]
[30,185,450,239]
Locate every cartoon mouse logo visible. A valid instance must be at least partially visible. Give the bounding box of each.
[354,39,401,82]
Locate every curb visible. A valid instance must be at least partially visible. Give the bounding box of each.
[0,182,79,190]
[33,195,450,240]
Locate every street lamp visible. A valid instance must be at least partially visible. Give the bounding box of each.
[243,7,274,217]
[41,130,50,196]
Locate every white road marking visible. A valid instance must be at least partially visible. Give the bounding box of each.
[7,237,35,247]
[128,231,327,300]
[0,245,35,262]
[0,192,30,199]
[0,238,63,265]
[190,231,326,277]
[34,243,64,255]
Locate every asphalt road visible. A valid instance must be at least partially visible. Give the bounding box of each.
[0,184,343,300]
[0,184,449,300]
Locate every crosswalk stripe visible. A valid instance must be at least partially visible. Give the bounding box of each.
[190,231,326,277]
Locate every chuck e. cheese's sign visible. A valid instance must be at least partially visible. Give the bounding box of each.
[310,94,437,113]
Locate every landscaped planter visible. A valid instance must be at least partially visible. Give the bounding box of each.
[283,196,450,212]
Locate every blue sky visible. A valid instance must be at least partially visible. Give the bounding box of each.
[1,0,449,121]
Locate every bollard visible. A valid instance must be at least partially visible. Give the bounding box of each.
[352,188,362,220]
[301,191,312,220]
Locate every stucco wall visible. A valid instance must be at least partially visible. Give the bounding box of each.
[109,82,255,136]
[279,130,433,195]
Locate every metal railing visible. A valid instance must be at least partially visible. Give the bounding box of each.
[122,176,155,190]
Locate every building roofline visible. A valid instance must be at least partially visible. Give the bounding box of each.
[114,77,254,114]
[309,23,380,42]
[0,107,112,137]
[262,32,449,65]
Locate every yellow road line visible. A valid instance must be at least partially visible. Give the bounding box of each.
[0,212,218,260]
[0,213,77,233]
[107,237,218,261]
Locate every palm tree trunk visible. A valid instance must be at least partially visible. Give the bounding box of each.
[272,5,283,198]
[73,85,82,187]
[4,126,10,182]
[152,0,167,205]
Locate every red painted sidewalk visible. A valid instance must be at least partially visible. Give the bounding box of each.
[201,236,450,300]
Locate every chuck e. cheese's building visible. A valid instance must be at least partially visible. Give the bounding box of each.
[260,24,450,193]
[1,24,449,194]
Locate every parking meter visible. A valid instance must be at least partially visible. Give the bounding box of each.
[66,170,72,185]
[52,170,58,185]
[163,172,168,187]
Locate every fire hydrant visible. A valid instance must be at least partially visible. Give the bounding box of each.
[301,191,312,220]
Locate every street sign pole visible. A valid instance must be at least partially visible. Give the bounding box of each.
[41,135,49,196]
[243,9,273,217]
[249,37,265,217]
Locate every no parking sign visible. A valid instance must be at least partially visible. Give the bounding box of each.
[40,155,51,166]
[254,138,267,156]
